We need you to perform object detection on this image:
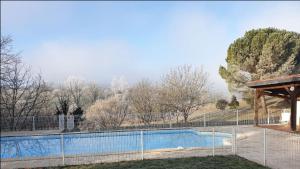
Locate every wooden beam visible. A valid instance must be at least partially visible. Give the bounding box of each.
[252,84,300,90]
[262,92,290,99]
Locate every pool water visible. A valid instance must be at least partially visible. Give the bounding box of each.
[1,129,231,159]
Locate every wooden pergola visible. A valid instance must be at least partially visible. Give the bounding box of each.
[247,74,300,131]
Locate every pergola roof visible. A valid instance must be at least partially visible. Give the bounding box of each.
[247,74,300,89]
[246,74,300,99]
[246,74,300,131]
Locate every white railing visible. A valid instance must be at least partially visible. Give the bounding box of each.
[1,126,299,169]
[1,108,298,169]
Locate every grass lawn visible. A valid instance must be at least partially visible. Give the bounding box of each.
[53,155,269,169]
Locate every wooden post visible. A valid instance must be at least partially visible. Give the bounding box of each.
[291,93,297,131]
[254,89,260,126]
[285,86,298,131]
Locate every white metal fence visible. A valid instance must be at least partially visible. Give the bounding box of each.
[0,108,281,132]
[1,109,299,169]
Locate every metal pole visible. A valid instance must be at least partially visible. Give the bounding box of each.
[32,116,35,131]
[232,127,236,154]
[235,127,237,154]
[212,128,215,156]
[169,112,172,128]
[141,130,144,160]
[61,134,65,165]
[267,110,270,124]
[236,109,239,126]
[263,128,267,166]
[204,114,206,127]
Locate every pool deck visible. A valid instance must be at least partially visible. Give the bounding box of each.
[1,126,300,169]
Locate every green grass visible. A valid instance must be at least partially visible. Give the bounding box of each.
[52,155,269,169]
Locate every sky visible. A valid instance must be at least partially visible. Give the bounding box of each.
[1,1,300,94]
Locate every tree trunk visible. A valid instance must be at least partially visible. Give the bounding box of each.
[260,95,268,115]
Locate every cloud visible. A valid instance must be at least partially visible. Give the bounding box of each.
[25,39,142,85]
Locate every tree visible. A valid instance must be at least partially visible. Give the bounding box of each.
[85,94,129,130]
[128,80,157,125]
[216,99,228,111]
[110,76,129,95]
[65,76,85,108]
[228,95,239,109]
[54,85,70,115]
[0,36,20,83]
[160,65,209,123]
[219,28,300,112]
[84,82,105,106]
[1,36,47,130]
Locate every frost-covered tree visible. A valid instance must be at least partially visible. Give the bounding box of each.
[128,80,157,125]
[160,65,209,123]
[110,76,129,95]
[85,94,129,129]
[84,82,106,106]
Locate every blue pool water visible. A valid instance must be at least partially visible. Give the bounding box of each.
[1,129,231,159]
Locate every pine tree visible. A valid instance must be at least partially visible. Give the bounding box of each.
[219,28,300,109]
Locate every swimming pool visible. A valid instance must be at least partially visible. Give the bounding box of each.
[1,129,231,159]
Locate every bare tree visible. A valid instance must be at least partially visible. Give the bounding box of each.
[1,36,20,83]
[128,80,157,125]
[160,65,209,123]
[1,37,48,130]
[53,85,71,115]
[1,61,47,130]
[85,94,129,129]
[84,82,105,106]
[65,76,85,108]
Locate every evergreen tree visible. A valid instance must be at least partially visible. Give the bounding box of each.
[228,95,239,109]
[216,99,228,111]
[219,28,300,109]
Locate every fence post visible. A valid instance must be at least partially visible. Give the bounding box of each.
[267,110,270,124]
[141,130,144,160]
[212,128,215,156]
[263,128,267,166]
[235,127,237,154]
[32,116,35,131]
[169,112,172,128]
[204,114,206,127]
[232,127,236,154]
[61,134,65,165]
[236,109,239,126]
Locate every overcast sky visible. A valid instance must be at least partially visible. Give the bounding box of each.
[1,1,300,93]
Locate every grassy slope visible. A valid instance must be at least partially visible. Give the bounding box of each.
[54,156,269,169]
